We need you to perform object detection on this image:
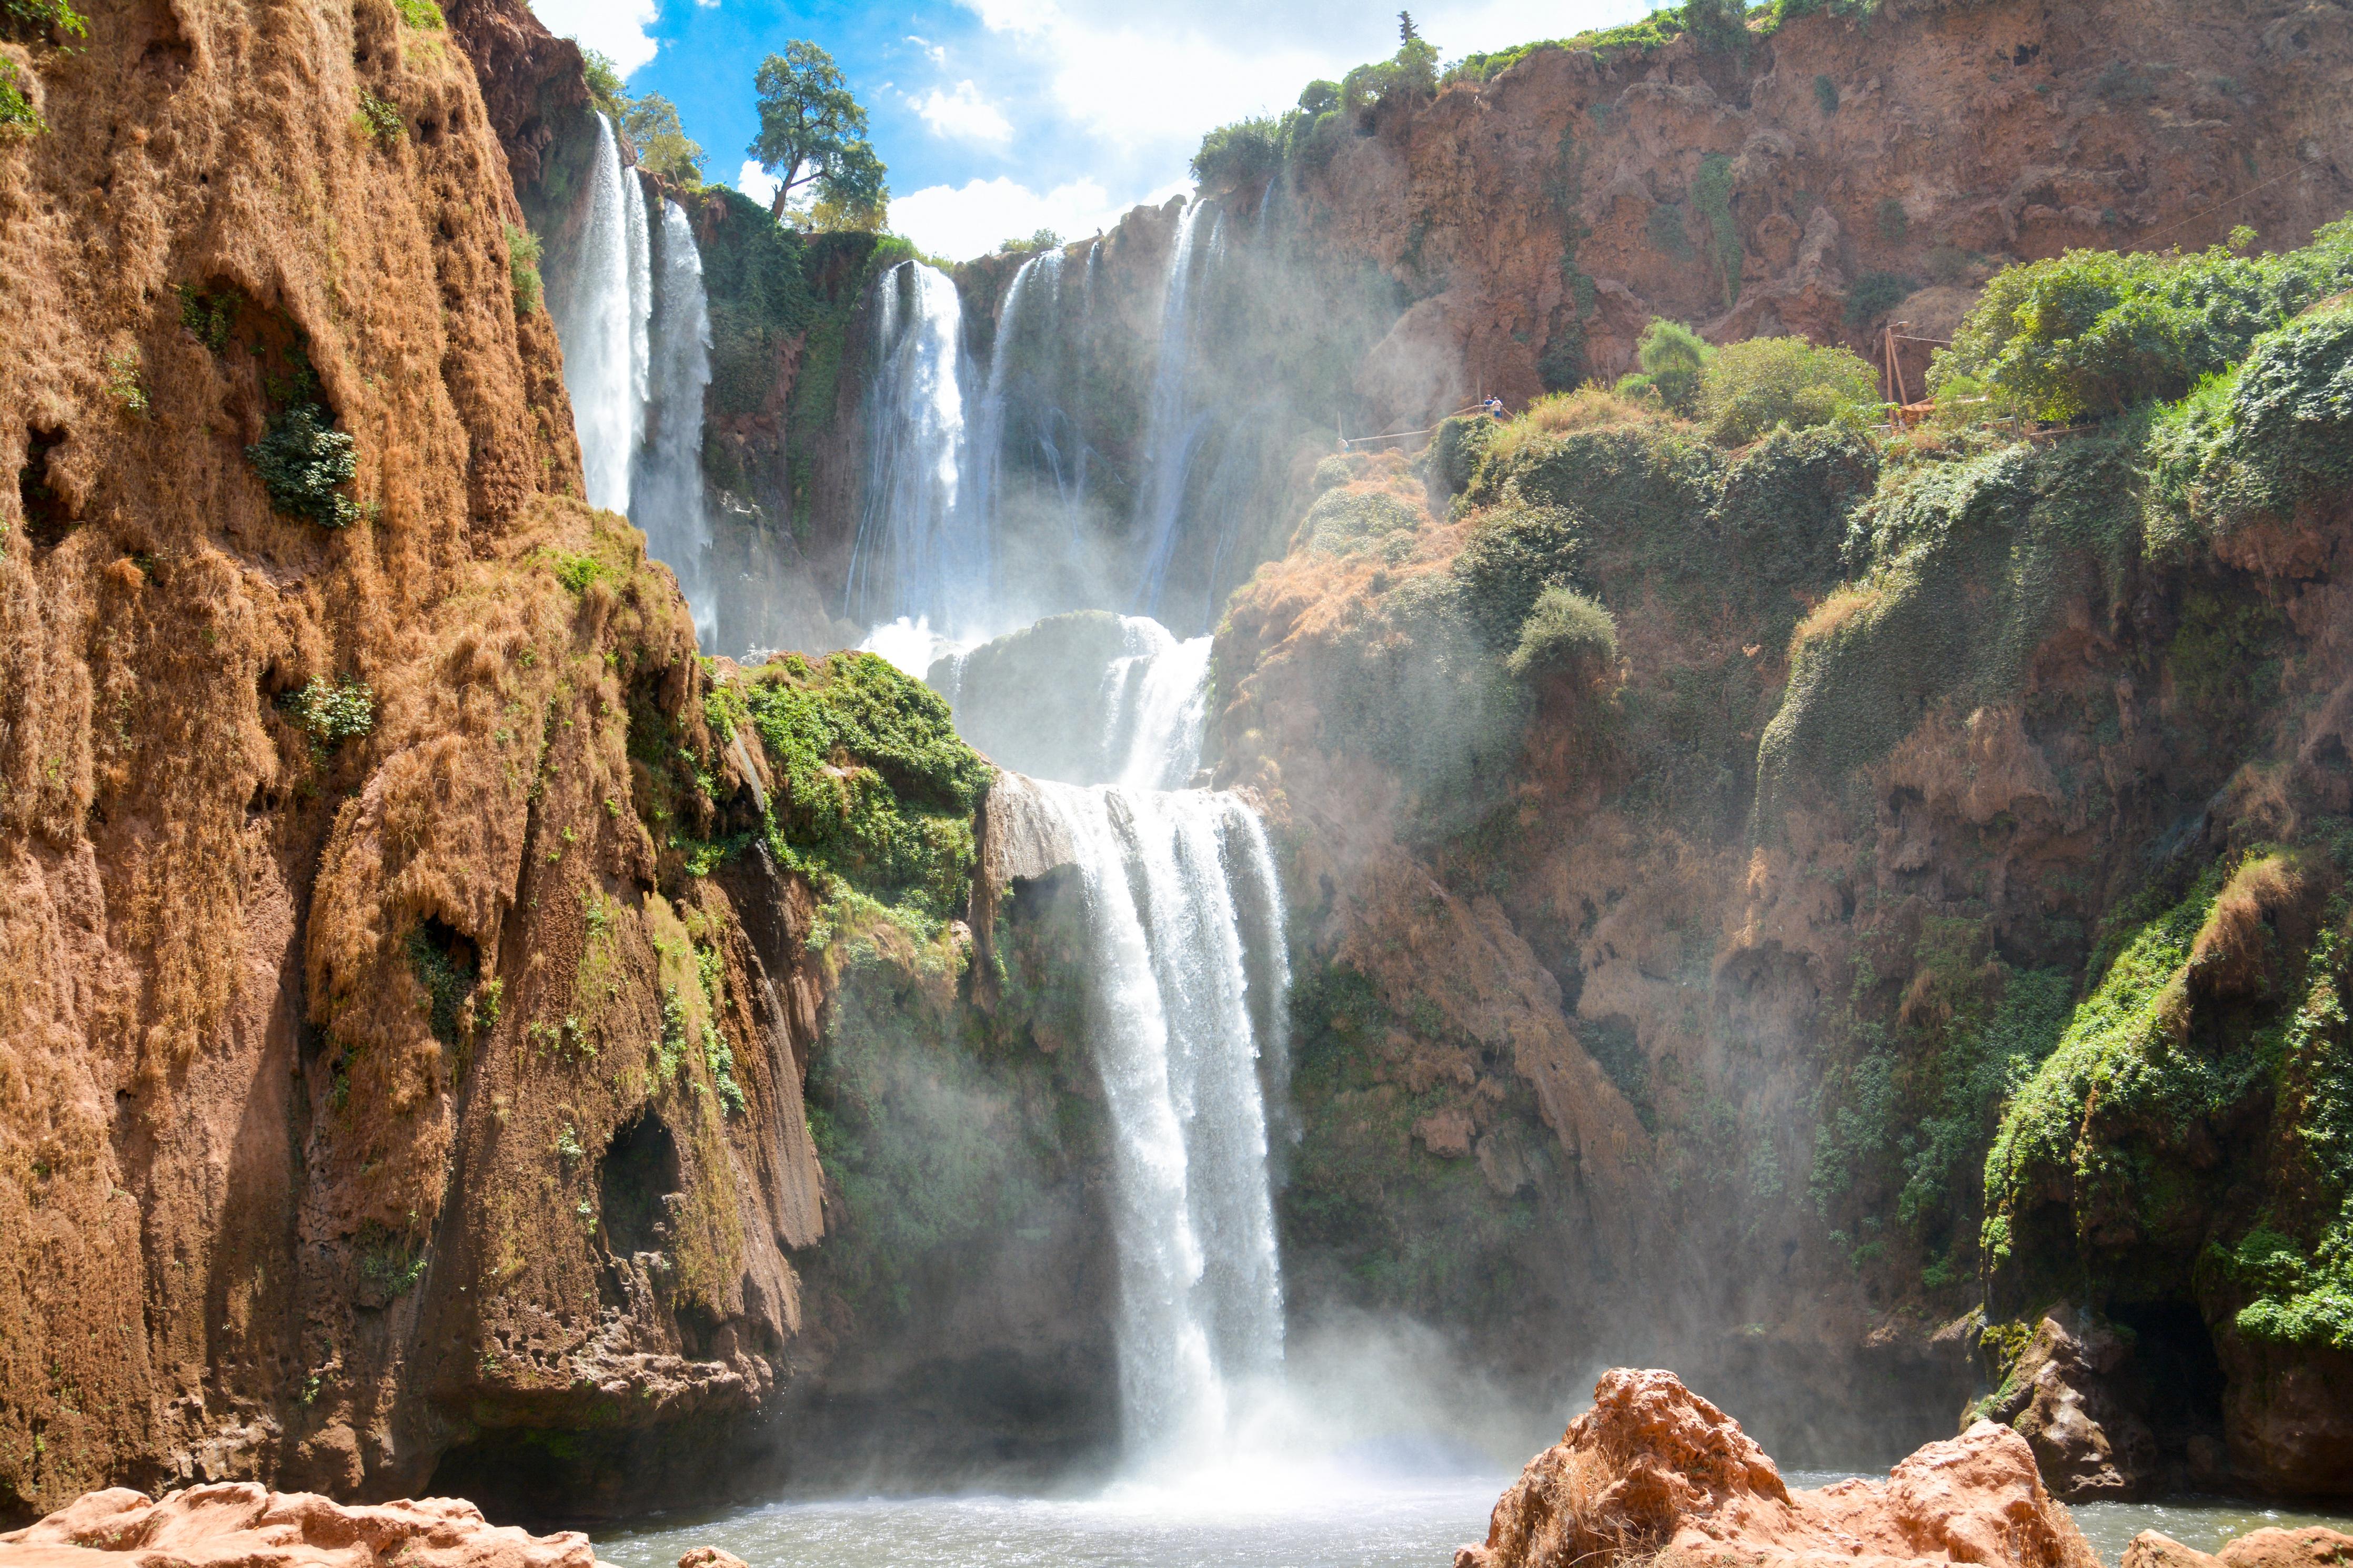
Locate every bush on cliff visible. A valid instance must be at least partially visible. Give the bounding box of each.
[247,403,361,527]
[1932,217,2353,422]
[744,651,992,930]
[1452,499,1587,648]
[1614,318,1713,416]
[1507,586,1617,679]
[1697,336,1878,446]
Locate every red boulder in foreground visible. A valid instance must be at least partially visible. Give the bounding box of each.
[0,1482,599,1568]
[1457,1368,2101,1568]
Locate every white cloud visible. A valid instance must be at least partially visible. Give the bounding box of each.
[906,33,948,66]
[910,79,1015,145]
[736,160,779,208]
[528,0,658,74]
[890,175,1190,263]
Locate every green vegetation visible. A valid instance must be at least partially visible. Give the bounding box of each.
[1452,498,1586,648]
[390,0,442,27]
[1692,153,1743,308]
[1812,73,1839,114]
[996,227,1060,255]
[504,221,543,315]
[0,58,41,136]
[1931,217,2353,421]
[1192,15,1439,190]
[405,924,480,1049]
[357,89,403,146]
[177,284,239,351]
[1615,318,1714,415]
[1874,197,1910,242]
[248,403,360,525]
[1696,335,1878,446]
[1506,586,1616,679]
[1,0,84,43]
[1845,269,1912,328]
[749,40,887,228]
[103,350,147,414]
[743,651,992,932]
[279,676,376,746]
[581,48,625,118]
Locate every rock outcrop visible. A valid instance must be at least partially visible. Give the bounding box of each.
[1456,1368,2099,1568]
[2126,1529,2353,1568]
[1982,1308,2157,1501]
[0,1483,595,1568]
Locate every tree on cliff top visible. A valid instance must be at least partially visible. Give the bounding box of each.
[750,42,888,229]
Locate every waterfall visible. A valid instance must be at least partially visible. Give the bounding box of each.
[1027,755,1288,1466]
[636,197,715,640]
[1132,203,1218,619]
[554,113,652,514]
[844,261,978,633]
[1102,617,1211,791]
[967,251,1048,561]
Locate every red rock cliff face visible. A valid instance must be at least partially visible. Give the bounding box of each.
[0,0,824,1523]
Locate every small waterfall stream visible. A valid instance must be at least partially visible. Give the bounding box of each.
[1133,203,1219,618]
[846,261,977,632]
[638,197,716,640]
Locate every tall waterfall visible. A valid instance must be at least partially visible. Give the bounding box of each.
[958,612,1289,1466]
[637,198,716,640]
[846,262,980,633]
[554,113,651,514]
[1133,203,1218,618]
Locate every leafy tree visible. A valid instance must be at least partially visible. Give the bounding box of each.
[622,90,705,185]
[1394,11,1437,95]
[1192,115,1284,189]
[1696,336,1879,446]
[749,41,888,228]
[1614,318,1714,415]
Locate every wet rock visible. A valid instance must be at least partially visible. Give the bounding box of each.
[1457,1368,2097,1568]
[2124,1527,2353,1568]
[676,1551,748,1568]
[1988,1306,2157,1500]
[0,1483,598,1568]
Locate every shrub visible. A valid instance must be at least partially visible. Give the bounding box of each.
[103,350,147,415]
[0,58,39,136]
[1697,335,1879,446]
[1613,317,1713,414]
[357,89,403,145]
[1875,197,1910,242]
[1507,585,1617,678]
[391,0,443,26]
[1845,269,1912,328]
[279,676,376,745]
[248,404,360,526]
[581,48,627,118]
[1,0,84,43]
[1932,218,2353,421]
[1813,73,1839,113]
[1452,499,1586,648]
[1427,415,1494,497]
[176,284,239,351]
[504,221,543,315]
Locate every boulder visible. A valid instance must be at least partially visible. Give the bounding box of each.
[1987,1306,2158,1500]
[1456,1368,2099,1568]
[675,1552,748,1568]
[0,1484,599,1568]
[2124,1529,2353,1568]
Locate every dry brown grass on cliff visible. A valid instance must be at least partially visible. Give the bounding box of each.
[1788,582,1883,656]
[1487,388,1675,467]
[2187,849,2309,1000]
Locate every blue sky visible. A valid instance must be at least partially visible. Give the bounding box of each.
[528,0,1652,261]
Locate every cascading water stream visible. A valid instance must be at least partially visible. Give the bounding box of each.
[844,261,979,634]
[554,113,653,514]
[1132,204,1221,620]
[636,198,716,640]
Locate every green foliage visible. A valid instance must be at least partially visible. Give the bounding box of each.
[357,89,403,146]
[1683,0,1751,54]
[1813,73,1839,114]
[1692,154,1743,308]
[623,90,704,185]
[1932,217,2353,421]
[103,350,147,414]
[2144,301,2353,548]
[1506,586,1616,679]
[1845,269,1913,328]
[1192,115,1285,190]
[545,549,611,593]
[1875,197,1910,242]
[1429,414,1496,497]
[503,221,543,315]
[405,925,479,1048]
[1453,499,1586,648]
[1615,317,1713,414]
[0,58,41,136]
[694,942,745,1115]
[745,652,991,928]
[247,404,360,525]
[176,284,239,351]
[1697,335,1879,446]
[1302,484,1424,561]
[1,0,84,43]
[279,676,376,747]
[750,41,888,227]
[391,0,441,27]
[995,227,1061,255]
[580,47,626,117]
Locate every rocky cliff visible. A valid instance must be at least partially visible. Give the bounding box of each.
[0,0,851,1522]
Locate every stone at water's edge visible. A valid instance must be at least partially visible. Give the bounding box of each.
[674,1551,748,1568]
[2125,1528,2353,1568]
[1457,1367,2099,1568]
[0,1483,598,1568]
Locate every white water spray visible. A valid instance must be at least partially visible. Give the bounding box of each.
[636,197,715,640]
[554,113,652,514]
[1133,203,1218,618]
[1102,617,1212,790]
